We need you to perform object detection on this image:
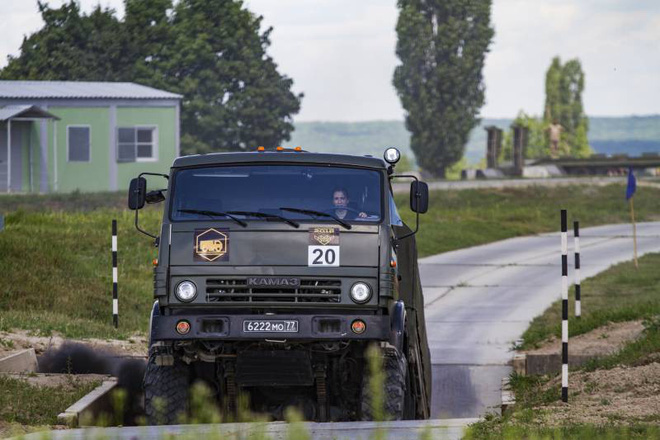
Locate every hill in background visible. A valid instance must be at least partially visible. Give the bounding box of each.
[284,116,660,165]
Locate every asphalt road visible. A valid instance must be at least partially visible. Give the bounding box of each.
[422,221,660,418]
[22,222,660,440]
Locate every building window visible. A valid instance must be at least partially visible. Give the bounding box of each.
[117,127,157,162]
[68,126,91,162]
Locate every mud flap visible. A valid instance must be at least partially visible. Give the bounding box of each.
[389,300,406,353]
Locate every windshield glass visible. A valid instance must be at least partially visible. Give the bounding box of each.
[170,165,383,223]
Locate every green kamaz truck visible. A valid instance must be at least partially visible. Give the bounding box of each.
[129,147,431,423]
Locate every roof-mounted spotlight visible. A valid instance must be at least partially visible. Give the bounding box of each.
[384,147,401,165]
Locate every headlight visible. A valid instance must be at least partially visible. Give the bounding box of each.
[350,282,372,304]
[176,281,197,302]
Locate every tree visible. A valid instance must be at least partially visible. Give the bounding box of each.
[393,0,494,178]
[0,0,302,155]
[1,2,129,81]
[543,56,591,157]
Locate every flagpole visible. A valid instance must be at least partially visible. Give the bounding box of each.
[629,196,638,269]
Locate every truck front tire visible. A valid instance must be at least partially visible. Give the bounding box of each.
[144,355,191,425]
[360,348,407,421]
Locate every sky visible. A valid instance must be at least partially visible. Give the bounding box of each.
[1,0,659,121]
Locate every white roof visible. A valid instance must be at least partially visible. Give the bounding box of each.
[0,81,182,100]
[0,105,60,121]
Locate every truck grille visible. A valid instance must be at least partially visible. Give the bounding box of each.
[206,278,342,303]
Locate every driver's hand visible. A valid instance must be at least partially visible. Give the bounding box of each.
[359,212,368,218]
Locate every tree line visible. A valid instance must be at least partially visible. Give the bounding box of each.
[1,0,302,155]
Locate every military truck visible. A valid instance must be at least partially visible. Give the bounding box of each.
[128,147,431,424]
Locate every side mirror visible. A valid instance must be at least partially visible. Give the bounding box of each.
[145,190,166,204]
[410,181,429,214]
[128,177,147,210]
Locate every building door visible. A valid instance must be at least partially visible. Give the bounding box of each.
[0,122,23,193]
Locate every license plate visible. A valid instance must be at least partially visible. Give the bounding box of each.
[243,320,299,333]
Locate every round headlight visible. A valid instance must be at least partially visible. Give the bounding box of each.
[350,282,372,304]
[176,281,197,302]
[383,147,401,165]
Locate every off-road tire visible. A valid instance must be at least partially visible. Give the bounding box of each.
[144,355,190,425]
[360,348,407,421]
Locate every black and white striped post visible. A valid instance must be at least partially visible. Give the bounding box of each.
[560,210,569,402]
[112,219,118,329]
[574,221,581,319]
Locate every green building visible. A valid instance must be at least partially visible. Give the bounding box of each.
[0,81,182,193]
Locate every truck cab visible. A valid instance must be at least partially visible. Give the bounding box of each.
[129,147,431,423]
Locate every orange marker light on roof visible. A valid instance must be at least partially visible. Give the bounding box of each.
[276,146,284,151]
[294,146,302,151]
[257,146,265,151]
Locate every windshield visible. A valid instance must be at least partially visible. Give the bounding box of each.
[170,165,383,223]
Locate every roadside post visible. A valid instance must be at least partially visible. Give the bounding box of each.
[574,221,581,319]
[112,219,118,328]
[560,210,569,402]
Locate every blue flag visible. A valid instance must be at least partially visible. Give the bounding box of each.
[626,167,636,200]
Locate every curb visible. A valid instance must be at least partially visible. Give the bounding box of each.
[57,379,118,426]
[500,377,515,415]
[513,353,602,376]
[0,348,38,372]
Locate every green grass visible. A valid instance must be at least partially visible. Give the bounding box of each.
[521,253,660,350]
[465,423,660,440]
[0,375,100,427]
[0,183,658,338]
[396,183,660,257]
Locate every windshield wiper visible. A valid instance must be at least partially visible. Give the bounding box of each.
[177,209,247,227]
[279,207,352,230]
[227,211,300,228]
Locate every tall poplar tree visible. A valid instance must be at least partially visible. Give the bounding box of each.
[544,56,590,157]
[393,0,494,177]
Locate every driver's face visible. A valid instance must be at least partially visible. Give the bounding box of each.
[333,191,348,208]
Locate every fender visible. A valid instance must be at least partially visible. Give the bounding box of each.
[389,300,406,353]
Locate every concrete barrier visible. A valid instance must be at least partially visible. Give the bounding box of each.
[514,353,602,376]
[0,348,38,372]
[501,377,515,415]
[57,379,118,426]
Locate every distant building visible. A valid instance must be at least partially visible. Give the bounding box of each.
[0,81,182,193]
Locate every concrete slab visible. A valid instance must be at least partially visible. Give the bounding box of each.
[0,348,37,372]
[21,418,478,440]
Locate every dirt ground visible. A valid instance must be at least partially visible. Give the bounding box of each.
[527,362,660,426]
[0,330,147,359]
[525,320,645,357]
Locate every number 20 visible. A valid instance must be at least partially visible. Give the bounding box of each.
[312,248,336,265]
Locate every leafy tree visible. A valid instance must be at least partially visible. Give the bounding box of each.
[543,56,591,157]
[1,2,128,81]
[393,0,494,178]
[501,111,551,160]
[0,0,302,155]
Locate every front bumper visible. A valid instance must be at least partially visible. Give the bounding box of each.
[151,312,390,342]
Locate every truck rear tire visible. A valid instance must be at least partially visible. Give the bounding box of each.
[144,355,190,425]
[360,348,407,421]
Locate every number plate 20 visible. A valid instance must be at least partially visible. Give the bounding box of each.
[308,245,340,267]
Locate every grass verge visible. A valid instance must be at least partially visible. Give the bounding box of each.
[521,253,660,350]
[466,252,660,439]
[0,375,100,435]
[0,183,658,338]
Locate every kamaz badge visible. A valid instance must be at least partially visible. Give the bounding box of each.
[194,228,229,262]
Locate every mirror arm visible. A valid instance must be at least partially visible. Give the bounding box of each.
[390,174,420,241]
[134,172,169,240]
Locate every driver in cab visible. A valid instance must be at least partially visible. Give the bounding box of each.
[332,188,368,220]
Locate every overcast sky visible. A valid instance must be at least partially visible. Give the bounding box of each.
[2,0,659,121]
